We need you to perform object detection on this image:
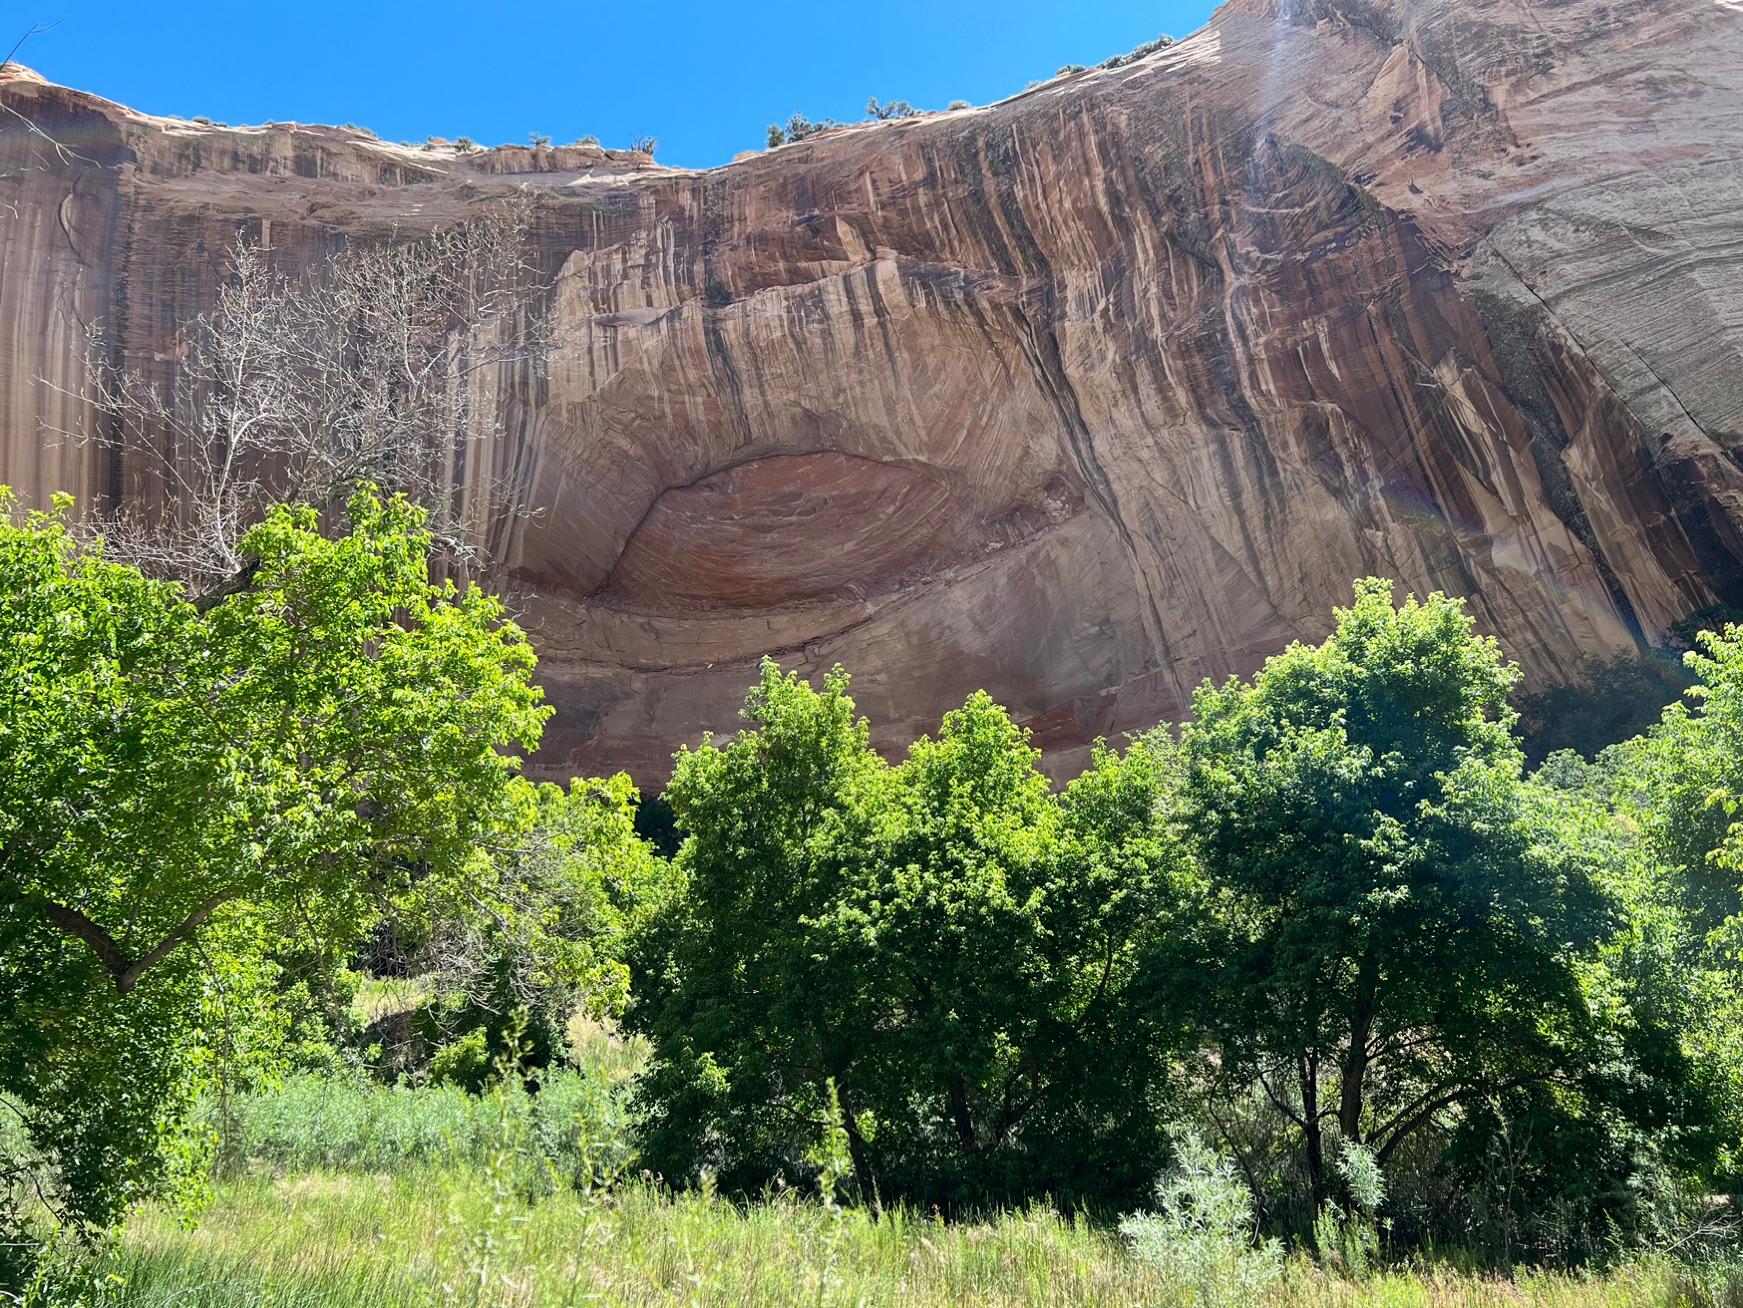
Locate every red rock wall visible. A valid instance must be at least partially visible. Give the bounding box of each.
[5,0,1742,781]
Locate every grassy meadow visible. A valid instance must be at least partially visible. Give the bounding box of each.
[81,1167,1742,1308]
[30,1037,1734,1308]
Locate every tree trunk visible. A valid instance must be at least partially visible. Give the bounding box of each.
[835,1076,875,1205]
[1300,1054,1326,1213]
[948,1076,977,1156]
[1338,950,1379,1144]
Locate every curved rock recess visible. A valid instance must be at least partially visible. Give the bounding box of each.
[4,0,1743,780]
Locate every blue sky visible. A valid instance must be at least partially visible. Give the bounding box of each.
[10,2,1219,169]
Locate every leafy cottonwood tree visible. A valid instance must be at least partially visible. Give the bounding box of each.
[822,689,1070,1204]
[1179,579,1617,1217]
[629,664,1196,1208]
[1624,623,1743,935]
[1600,621,1743,1190]
[413,773,675,1087]
[820,699,1197,1207]
[0,487,549,1227]
[628,661,884,1194]
[1421,753,1738,1261]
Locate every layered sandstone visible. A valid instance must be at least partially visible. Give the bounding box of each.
[4,0,1742,780]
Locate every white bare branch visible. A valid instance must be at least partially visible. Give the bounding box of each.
[44,197,554,594]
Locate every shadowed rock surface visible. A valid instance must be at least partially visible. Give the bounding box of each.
[4,0,1742,780]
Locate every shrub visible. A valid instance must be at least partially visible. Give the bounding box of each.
[1119,1130,1284,1308]
[770,113,835,146]
[428,1028,490,1091]
[1100,34,1174,69]
[1312,1141,1386,1276]
[213,1067,636,1193]
[866,98,918,120]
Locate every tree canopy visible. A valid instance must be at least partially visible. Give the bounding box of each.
[629,667,1199,1209]
[5,545,1742,1272]
[0,487,548,1225]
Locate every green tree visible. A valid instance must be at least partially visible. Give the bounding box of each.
[0,487,549,1230]
[1625,623,1743,932]
[1606,621,1743,1187]
[1438,753,1736,1261]
[417,773,675,1087]
[1179,579,1616,1217]
[628,661,883,1194]
[1513,650,1693,766]
[630,665,1195,1208]
[827,705,1197,1207]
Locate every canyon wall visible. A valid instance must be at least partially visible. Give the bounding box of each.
[4,0,1743,780]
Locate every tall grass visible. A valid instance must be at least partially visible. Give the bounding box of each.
[212,1068,635,1196]
[24,1068,1743,1306]
[80,1170,1743,1307]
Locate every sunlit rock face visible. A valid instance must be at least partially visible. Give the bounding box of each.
[4,0,1743,781]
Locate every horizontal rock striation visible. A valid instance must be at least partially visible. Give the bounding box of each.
[4,0,1743,781]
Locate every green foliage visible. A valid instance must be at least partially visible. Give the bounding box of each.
[411,773,673,1084]
[0,487,548,1231]
[1178,579,1704,1250]
[1668,604,1743,652]
[1515,650,1693,766]
[627,660,881,1193]
[1312,1141,1386,1276]
[43,1174,1743,1307]
[623,583,1742,1252]
[1600,621,1743,1187]
[770,100,920,150]
[766,113,837,148]
[1119,1130,1284,1308]
[209,1067,636,1193]
[1100,34,1174,70]
[428,1029,491,1091]
[629,663,1195,1209]
[1625,623,1743,928]
[5,479,1740,1287]
[866,97,918,120]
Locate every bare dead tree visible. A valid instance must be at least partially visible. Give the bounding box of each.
[0,22,66,83]
[1,23,87,218]
[46,197,554,595]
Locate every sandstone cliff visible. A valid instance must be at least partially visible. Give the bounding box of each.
[4,0,1742,780]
